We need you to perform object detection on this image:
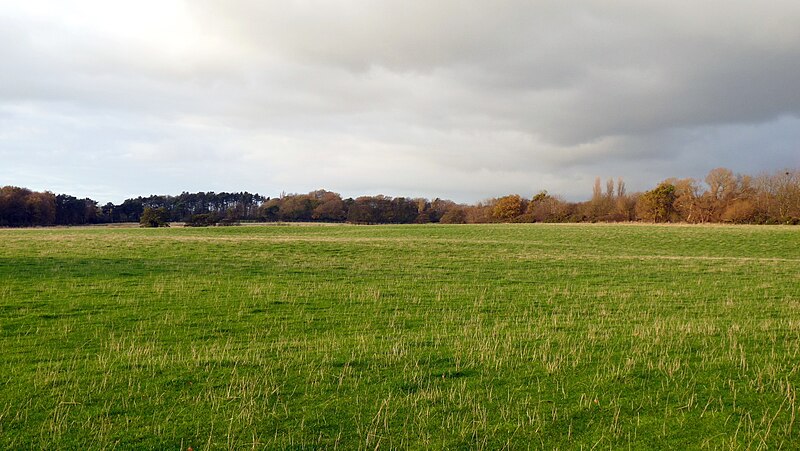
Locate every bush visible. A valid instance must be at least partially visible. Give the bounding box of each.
[217,218,241,226]
[185,213,219,227]
[139,207,170,228]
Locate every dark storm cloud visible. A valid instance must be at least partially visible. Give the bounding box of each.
[1,1,798,202]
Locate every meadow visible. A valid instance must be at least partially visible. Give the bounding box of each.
[1,223,799,449]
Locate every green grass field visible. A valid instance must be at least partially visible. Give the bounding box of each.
[1,224,799,449]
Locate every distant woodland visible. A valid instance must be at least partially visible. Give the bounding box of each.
[1,168,798,227]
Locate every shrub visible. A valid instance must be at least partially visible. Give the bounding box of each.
[139,207,170,228]
[185,213,219,227]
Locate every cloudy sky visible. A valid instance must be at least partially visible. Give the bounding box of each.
[1,1,799,203]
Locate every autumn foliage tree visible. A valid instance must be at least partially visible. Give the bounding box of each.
[0,187,57,227]
[311,190,347,221]
[492,195,525,221]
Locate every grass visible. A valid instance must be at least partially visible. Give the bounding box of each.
[1,223,799,449]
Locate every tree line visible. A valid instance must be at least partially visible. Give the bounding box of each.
[1,168,798,227]
[0,190,265,227]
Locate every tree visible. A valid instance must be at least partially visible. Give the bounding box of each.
[116,198,144,222]
[464,201,494,224]
[389,197,418,223]
[587,177,619,221]
[611,178,636,221]
[706,168,736,201]
[492,195,525,221]
[756,169,800,223]
[55,195,98,225]
[411,198,455,224]
[259,199,281,221]
[527,191,571,222]
[440,207,467,224]
[0,186,33,226]
[26,191,56,226]
[139,207,170,227]
[636,183,676,222]
[312,191,346,221]
[665,178,703,223]
[279,194,314,221]
[702,167,737,222]
[346,197,378,224]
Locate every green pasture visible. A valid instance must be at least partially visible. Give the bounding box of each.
[1,224,799,449]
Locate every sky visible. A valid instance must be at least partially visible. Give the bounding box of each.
[1,1,799,204]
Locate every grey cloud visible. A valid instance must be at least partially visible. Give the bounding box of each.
[194,1,800,131]
[1,1,798,203]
